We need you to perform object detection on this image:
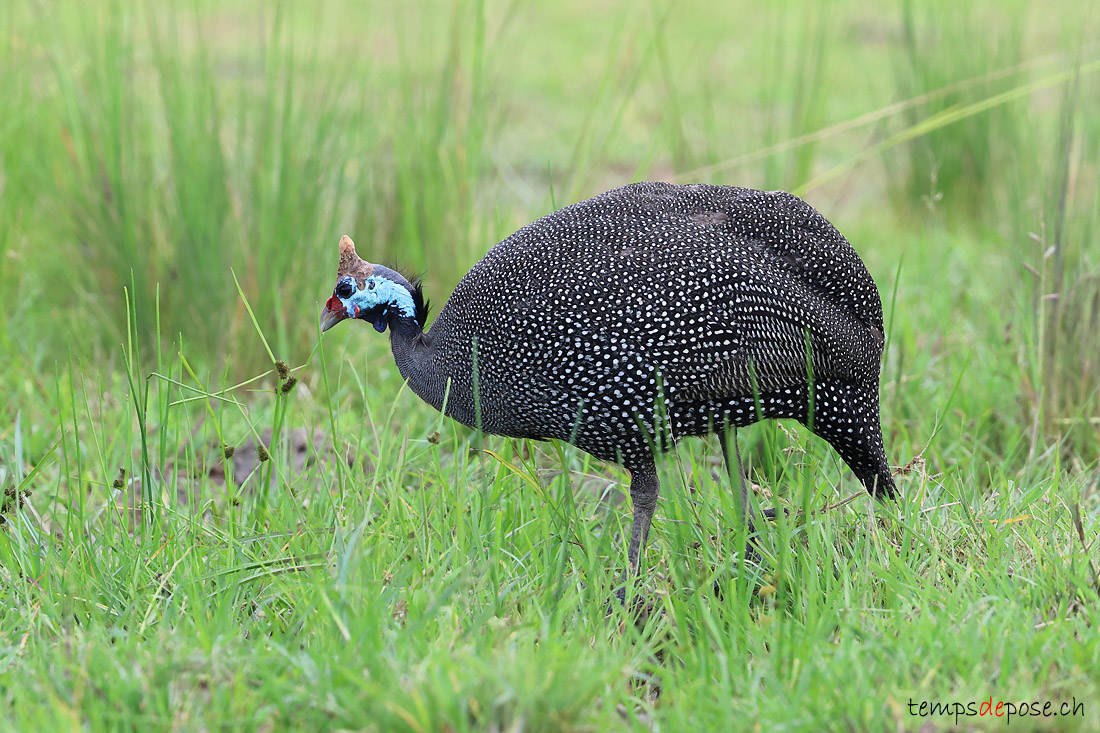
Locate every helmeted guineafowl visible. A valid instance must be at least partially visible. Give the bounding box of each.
[320,181,896,588]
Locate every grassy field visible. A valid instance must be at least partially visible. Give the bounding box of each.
[2,0,1100,729]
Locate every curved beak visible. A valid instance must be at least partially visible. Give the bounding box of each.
[319,298,347,333]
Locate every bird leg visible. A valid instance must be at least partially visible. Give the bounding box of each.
[721,427,755,534]
[611,458,660,609]
[720,427,780,575]
[626,459,660,574]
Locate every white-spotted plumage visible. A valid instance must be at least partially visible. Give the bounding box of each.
[323,181,897,580]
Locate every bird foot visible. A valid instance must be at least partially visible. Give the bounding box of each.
[712,508,783,600]
[606,583,655,624]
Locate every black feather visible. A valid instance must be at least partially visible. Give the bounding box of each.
[409,276,431,327]
[341,182,897,594]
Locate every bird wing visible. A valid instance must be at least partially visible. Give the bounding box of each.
[580,184,887,403]
[624,238,880,404]
[657,278,874,403]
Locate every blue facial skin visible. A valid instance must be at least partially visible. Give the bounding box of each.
[336,275,416,333]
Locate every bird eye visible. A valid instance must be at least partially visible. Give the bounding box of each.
[335,278,354,299]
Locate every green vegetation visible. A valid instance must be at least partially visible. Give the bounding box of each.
[2,0,1099,729]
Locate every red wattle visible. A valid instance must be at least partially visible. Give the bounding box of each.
[325,294,344,313]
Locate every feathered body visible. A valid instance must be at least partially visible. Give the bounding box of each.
[391,182,892,493]
[323,181,896,578]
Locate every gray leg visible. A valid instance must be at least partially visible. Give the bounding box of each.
[720,427,776,581]
[626,456,660,573]
[609,457,661,611]
[721,427,754,531]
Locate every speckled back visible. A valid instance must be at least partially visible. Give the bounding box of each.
[411,182,891,491]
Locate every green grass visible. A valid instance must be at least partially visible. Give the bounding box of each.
[2,0,1100,729]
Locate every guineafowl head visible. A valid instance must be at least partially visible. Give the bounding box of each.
[319,235,429,335]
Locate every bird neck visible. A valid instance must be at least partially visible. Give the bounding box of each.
[389,315,425,373]
[388,318,481,431]
[388,318,444,412]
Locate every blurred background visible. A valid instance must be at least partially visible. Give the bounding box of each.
[1,0,1098,461]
